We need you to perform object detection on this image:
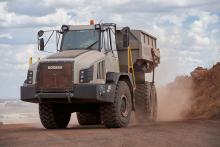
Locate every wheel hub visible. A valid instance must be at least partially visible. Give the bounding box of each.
[120,95,128,117]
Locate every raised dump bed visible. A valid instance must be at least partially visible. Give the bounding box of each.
[116,29,160,73]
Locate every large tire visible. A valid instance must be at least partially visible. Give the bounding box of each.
[101,81,132,128]
[150,84,157,121]
[39,103,71,129]
[135,82,157,122]
[77,111,101,125]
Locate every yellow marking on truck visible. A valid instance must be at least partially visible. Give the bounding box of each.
[127,46,136,90]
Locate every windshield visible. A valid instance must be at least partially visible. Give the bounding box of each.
[61,30,100,50]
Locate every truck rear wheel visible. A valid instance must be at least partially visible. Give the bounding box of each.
[39,103,71,129]
[101,81,132,128]
[76,112,101,125]
[135,82,157,122]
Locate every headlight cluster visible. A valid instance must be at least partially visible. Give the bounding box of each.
[25,70,33,84]
[79,66,93,83]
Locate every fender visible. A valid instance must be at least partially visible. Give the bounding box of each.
[106,72,135,110]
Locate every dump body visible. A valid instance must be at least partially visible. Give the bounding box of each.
[116,29,160,73]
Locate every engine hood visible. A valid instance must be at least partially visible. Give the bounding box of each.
[38,49,105,84]
[28,49,105,85]
[46,49,89,59]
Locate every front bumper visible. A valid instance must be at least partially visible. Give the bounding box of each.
[20,84,116,103]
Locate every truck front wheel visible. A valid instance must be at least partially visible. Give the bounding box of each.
[39,103,71,129]
[101,81,132,128]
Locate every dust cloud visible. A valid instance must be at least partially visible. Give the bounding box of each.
[157,76,193,121]
[157,62,220,121]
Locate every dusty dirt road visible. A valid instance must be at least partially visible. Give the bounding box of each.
[0,120,220,147]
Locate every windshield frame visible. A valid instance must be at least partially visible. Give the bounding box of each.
[60,29,101,51]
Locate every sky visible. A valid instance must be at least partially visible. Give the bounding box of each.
[0,0,220,99]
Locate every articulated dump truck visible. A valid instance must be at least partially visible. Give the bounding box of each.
[20,21,160,129]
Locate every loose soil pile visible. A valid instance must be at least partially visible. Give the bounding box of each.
[157,62,220,120]
[188,62,220,119]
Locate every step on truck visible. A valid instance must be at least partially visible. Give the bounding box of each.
[20,20,160,129]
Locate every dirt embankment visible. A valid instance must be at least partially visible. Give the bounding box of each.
[157,62,220,121]
[188,62,220,119]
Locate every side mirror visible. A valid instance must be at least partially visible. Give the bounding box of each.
[39,38,44,51]
[38,30,44,37]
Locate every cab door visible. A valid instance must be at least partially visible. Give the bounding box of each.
[101,27,119,73]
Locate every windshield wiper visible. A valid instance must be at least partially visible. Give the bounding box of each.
[86,41,98,49]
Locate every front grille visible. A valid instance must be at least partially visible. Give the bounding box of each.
[37,62,73,92]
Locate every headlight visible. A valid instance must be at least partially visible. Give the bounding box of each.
[25,70,33,84]
[79,66,93,83]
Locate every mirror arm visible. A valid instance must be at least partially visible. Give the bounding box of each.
[44,30,54,48]
[37,29,61,52]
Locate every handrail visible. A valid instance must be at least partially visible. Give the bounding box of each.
[127,46,136,89]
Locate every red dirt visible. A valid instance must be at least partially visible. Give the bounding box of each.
[188,62,220,119]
